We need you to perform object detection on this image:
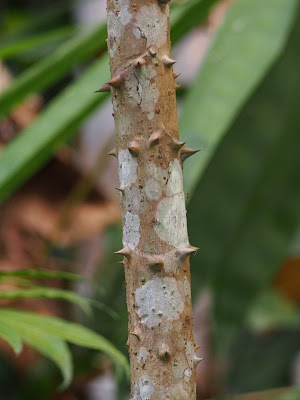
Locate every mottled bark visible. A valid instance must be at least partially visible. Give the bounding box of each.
[101,1,200,398]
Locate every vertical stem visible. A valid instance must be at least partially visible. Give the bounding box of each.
[104,1,199,398]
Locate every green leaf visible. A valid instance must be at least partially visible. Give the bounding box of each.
[0,55,110,203]
[247,290,300,332]
[0,322,22,354]
[0,287,92,314]
[24,330,72,390]
[0,268,83,281]
[170,0,219,44]
[188,7,300,353]
[0,0,217,202]
[0,26,76,60]
[0,308,129,379]
[180,0,298,194]
[0,23,107,117]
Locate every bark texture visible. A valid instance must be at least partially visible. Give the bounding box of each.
[104,1,199,398]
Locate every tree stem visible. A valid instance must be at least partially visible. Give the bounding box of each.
[105,1,199,398]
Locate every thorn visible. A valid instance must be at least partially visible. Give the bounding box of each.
[134,57,146,68]
[162,55,176,68]
[170,138,185,152]
[149,131,161,147]
[159,344,171,361]
[149,47,157,57]
[180,146,200,164]
[118,260,125,265]
[128,142,140,156]
[115,246,131,258]
[107,148,117,158]
[194,356,204,367]
[194,345,202,352]
[173,72,181,79]
[176,246,199,261]
[149,257,164,272]
[94,83,111,93]
[115,187,125,194]
[175,83,182,91]
[108,73,124,88]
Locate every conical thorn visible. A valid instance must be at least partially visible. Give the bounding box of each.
[94,83,111,93]
[175,83,182,91]
[180,146,200,164]
[108,73,124,88]
[173,72,181,79]
[194,345,202,352]
[149,131,161,147]
[170,138,186,152]
[115,247,131,258]
[194,356,204,367]
[162,55,176,68]
[134,57,146,68]
[176,246,199,261]
[107,148,117,158]
[128,142,140,156]
[149,47,157,57]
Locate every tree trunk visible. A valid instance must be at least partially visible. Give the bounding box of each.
[102,1,200,398]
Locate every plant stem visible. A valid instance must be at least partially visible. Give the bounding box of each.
[104,1,199,398]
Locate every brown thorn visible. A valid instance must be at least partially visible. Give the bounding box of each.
[173,72,181,79]
[115,246,131,258]
[94,83,111,93]
[148,131,161,147]
[162,55,176,68]
[128,142,140,156]
[180,146,200,164]
[175,83,182,91]
[108,73,124,88]
[170,138,186,152]
[107,148,117,158]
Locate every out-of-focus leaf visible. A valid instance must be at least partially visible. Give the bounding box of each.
[0,55,110,203]
[180,0,298,194]
[0,26,76,60]
[0,23,107,117]
[188,8,300,353]
[0,322,22,354]
[21,329,72,390]
[0,311,72,389]
[0,287,92,314]
[234,387,297,400]
[0,0,219,202]
[247,290,300,332]
[0,268,83,281]
[0,309,129,379]
[170,0,219,44]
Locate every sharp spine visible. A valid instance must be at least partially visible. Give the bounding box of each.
[175,83,182,90]
[173,72,181,79]
[94,83,111,93]
[128,142,140,156]
[176,245,199,261]
[194,356,204,367]
[115,247,131,258]
[180,146,200,163]
[170,138,185,151]
[162,55,176,67]
[149,131,161,146]
[108,73,124,88]
[107,148,117,158]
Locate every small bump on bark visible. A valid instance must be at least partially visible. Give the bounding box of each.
[128,142,140,156]
[158,343,171,361]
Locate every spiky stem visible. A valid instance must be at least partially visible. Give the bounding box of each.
[104,1,199,398]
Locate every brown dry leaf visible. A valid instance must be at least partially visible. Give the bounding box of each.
[274,258,300,305]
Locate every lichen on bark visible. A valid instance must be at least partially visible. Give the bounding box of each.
[103,0,200,398]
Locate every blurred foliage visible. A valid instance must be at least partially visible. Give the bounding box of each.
[0,0,300,399]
